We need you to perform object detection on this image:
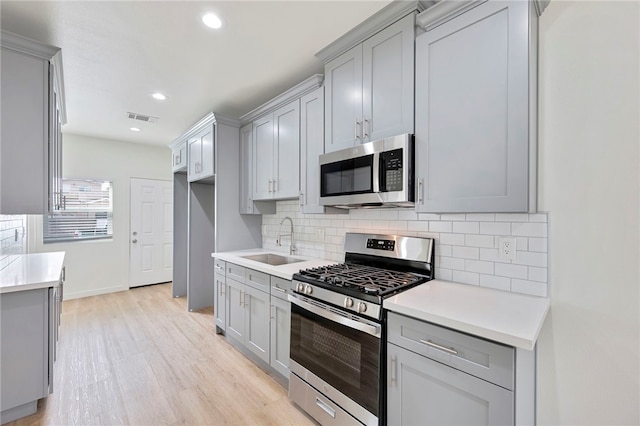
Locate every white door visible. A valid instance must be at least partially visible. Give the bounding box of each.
[130,178,173,288]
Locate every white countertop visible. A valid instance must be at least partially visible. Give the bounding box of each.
[384,279,550,351]
[212,249,336,280]
[0,252,66,294]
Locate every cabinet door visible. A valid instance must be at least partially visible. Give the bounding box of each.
[273,100,300,199]
[387,343,514,426]
[252,114,274,200]
[324,45,363,153]
[239,124,255,214]
[199,125,215,179]
[299,87,325,214]
[415,1,530,212]
[172,140,187,173]
[187,136,201,182]
[225,278,245,343]
[362,13,415,143]
[214,272,226,332]
[270,296,290,378]
[244,285,270,364]
[0,48,49,214]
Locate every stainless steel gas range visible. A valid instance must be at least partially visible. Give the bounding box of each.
[288,233,434,426]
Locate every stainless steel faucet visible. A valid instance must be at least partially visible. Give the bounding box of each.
[276,216,296,255]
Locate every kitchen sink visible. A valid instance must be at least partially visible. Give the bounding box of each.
[241,253,304,266]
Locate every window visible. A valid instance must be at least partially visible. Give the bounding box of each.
[44,178,113,243]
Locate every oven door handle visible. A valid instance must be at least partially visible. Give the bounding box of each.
[289,295,381,338]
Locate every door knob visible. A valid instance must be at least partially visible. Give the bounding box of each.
[132,239,138,243]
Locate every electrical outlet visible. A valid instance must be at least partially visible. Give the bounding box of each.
[499,237,516,260]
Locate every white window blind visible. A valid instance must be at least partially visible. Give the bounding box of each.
[44,178,113,243]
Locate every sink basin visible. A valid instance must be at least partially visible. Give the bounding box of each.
[241,253,304,266]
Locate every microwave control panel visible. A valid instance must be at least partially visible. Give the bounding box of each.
[380,149,403,192]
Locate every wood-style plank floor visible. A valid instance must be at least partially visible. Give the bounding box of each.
[6,283,315,426]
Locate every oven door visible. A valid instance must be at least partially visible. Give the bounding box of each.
[289,294,381,420]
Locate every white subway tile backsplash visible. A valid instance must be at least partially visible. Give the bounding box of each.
[480,274,511,291]
[511,279,547,297]
[495,213,530,222]
[480,222,511,235]
[439,233,465,246]
[512,222,548,237]
[453,270,479,285]
[439,256,465,270]
[528,267,548,283]
[262,201,548,297]
[513,251,548,267]
[0,215,27,271]
[429,221,452,233]
[465,234,495,248]
[495,263,528,279]
[528,237,548,253]
[453,221,479,234]
[452,246,479,260]
[465,259,494,274]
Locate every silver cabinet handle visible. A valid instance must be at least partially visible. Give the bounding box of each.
[270,304,275,320]
[272,179,277,193]
[363,116,370,139]
[315,397,336,418]
[215,265,223,271]
[239,290,244,306]
[268,179,272,193]
[354,120,361,141]
[390,355,397,386]
[419,339,458,355]
[272,286,287,294]
[417,178,424,204]
[299,192,304,207]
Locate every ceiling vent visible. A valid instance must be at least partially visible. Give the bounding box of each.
[127,112,159,124]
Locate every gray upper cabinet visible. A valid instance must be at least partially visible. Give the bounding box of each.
[252,100,300,201]
[239,124,255,214]
[299,87,325,214]
[324,13,415,153]
[414,0,538,213]
[170,139,187,173]
[1,31,66,215]
[187,124,214,183]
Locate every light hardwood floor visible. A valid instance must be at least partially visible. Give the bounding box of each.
[6,283,315,426]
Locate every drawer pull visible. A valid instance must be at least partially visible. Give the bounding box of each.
[272,286,287,294]
[420,339,458,356]
[315,397,336,418]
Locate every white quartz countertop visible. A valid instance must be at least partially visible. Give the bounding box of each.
[212,249,336,280]
[0,252,66,294]
[384,279,550,350]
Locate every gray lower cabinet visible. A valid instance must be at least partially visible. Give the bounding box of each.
[387,312,514,426]
[0,287,58,424]
[218,261,291,382]
[414,0,538,213]
[213,259,226,333]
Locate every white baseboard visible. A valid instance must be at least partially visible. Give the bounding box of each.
[63,285,128,300]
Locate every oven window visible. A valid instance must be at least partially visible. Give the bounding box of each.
[290,302,380,416]
[321,155,374,196]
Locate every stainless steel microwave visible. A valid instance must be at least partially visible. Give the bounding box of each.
[319,134,414,208]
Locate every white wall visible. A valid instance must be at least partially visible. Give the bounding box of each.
[30,134,172,299]
[537,1,639,424]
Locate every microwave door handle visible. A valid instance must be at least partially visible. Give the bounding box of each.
[372,152,380,193]
[288,294,381,337]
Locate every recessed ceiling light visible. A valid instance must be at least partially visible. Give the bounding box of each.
[152,93,166,101]
[130,127,141,132]
[202,13,223,29]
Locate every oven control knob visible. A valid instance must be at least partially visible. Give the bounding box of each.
[357,302,367,313]
[344,297,354,308]
[296,283,304,293]
[304,285,313,295]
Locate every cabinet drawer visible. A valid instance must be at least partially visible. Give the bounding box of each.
[387,312,514,390]
[227,263,245,282]
[245,268,270,292]
[214,259,226,277]
[270,276,291,300]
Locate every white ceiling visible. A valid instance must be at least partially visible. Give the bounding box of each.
[1,1,391,147]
